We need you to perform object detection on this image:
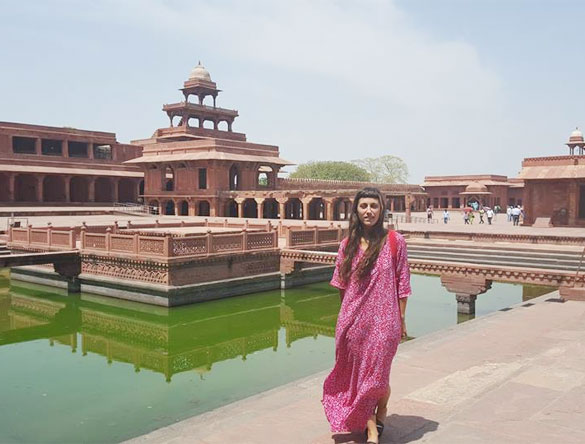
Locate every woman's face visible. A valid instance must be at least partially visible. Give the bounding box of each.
[357,197,381,229]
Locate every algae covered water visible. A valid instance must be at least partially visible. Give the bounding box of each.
[0,269,552,443]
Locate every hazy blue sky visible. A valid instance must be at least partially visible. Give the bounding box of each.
[1,0,584,182]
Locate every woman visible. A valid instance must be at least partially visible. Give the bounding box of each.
[322,187,411,444]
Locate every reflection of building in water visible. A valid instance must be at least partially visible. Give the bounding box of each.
[0,283,342,382]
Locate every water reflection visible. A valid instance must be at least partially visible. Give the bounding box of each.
[0,280,340,383]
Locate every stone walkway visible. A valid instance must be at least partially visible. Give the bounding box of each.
[127,292,585,443]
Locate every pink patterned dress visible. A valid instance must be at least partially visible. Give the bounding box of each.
[322,233,411,432]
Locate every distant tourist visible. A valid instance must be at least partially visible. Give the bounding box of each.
[486,207,494,225]
[478,208,485,224]
[512,205,521,226]
[463,211,470,224]
[507,205,513,222]
[426,206,433,223]
[443,209,450,224]
[323,187,411,443]
[469,211,475,224]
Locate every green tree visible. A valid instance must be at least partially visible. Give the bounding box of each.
[289,161,371,181]
[352,155,408,184]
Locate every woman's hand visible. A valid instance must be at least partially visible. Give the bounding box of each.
[401,317,407,339]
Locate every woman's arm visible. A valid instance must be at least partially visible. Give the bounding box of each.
[399,297,408,338]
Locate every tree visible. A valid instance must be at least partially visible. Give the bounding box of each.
[352,155,408,184]
[289,161,371,181]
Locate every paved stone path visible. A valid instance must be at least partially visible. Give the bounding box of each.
[127,292,585,443]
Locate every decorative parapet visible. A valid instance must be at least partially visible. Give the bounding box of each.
[277,178,424,193]
[286,226,347,248]
[8,225,76,249]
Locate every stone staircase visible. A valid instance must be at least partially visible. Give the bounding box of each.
[0,242,10,257]
[407,240,585,273]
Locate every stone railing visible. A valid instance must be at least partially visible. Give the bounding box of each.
[404,230,585,246]
[79,228,278,258]
[8,226,77,249]
[287,226,346,248]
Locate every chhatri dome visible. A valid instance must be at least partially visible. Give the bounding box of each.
[568,127,584,144]
[463,182,489,194]
[189,61,212,82]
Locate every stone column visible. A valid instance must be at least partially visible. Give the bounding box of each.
[441,274,492,315]
[255,198,264,219]
[390,198,395,212]
[62,140,69,158]
[188,200,196,216]
[158,201,164,216]
[277,198,287,220]
[88,178,96,202]
[209,198,218,217]
[235,198,245,218]
[174,200,180,216]
[64,176,71,202]
[324,198,334,221]
[113,178,120,203]
[35,138,41,155]
[88,142,94,159]
[405,194,412,221]
[36,175,44,202]
[7,174,15,202]
[301,198,311,221]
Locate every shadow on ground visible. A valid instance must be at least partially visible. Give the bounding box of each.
[331,414,439,443]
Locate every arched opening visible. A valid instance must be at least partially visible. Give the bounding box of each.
[148,200,159,215]
[229,165,239,191]
[95,178,113,202]
[42,176,66,202]
[15,175,37,202]
[263,198,279,219]
[165,166,174,191]
[70,177,89,202]
[243,199,258,218]
[218,121,228,131]
[226,199,238,217]
[308,198,325,220]
[285,198,302,219]
[203,120,214,130]
[0,174,9,202]
[333,199,345,221]
[164,200,175,215]
[118,178,135,202]
[198,200,210,216]
[179,200,189,216]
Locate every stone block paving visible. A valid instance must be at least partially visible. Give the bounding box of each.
[126,292,585,443]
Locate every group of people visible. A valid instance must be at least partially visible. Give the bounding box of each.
[506,205,525,226]
[426,204,525,227]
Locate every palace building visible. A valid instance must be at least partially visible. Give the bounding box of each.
[519,128,585,227]
[125,63,426,219]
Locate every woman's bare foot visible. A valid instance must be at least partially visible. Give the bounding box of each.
[366,414,379,443]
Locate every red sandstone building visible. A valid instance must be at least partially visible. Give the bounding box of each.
[125,63,426,219]
[519,129,585,226]
[422,175,524,210]
[0,122,143,204]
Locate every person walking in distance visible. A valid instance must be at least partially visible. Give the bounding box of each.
[486,207,494,225]
[322,187,411,444]
[443,209,450,224]
[512,205,521,226]
[479,208,485,224]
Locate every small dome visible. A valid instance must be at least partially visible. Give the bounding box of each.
[568,127,584,144]
[465,182,488,193]
[189,61,212,81]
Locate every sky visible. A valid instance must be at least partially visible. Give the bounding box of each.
[1,0,584,183]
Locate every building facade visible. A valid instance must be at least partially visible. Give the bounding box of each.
[519,129,585,226]
[422,174,524,210]
[0,122,143,204]
[127,64,426,219]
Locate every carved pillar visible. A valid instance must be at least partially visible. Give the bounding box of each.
[174,200,180,216]
[441,275,492,315]
[7,174,15,202]
[158,201,164,216]
[324,198,334,221]
[62,140,69,158]
[188,200,196,216]
[88,178,96,202]
[255,198,264,219]
[64,176,71,202]
[235,198,245,218]
[36,175,44,202]
[35,138,41,155]
[209,198,218,217]
[112,178,120,203]
[301,198,311,221]
[277,198,287,220]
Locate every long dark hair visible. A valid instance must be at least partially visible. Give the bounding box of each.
[340,187,388,283]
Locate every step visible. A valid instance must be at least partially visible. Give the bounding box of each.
[407,247,582,264]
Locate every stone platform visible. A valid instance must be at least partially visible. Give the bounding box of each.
[127,292,585,443]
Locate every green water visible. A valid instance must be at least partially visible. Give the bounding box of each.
[0,270,553,443]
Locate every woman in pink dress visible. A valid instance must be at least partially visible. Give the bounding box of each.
[322,187,411,444]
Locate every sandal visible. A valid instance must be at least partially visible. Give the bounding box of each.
[376,419,384,437]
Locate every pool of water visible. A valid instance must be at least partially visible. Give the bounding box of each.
[0,269,554,443]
